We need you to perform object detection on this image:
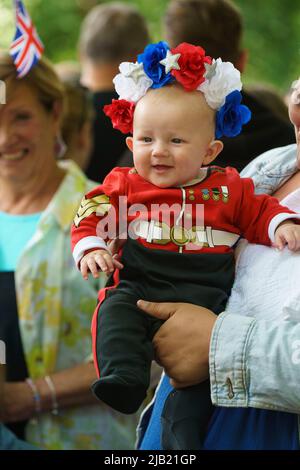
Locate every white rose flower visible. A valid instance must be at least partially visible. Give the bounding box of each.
[113,62,153,103]
[198,58,242,110]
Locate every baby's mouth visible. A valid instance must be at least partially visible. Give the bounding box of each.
[152,164,172,171]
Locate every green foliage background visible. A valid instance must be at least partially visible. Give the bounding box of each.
[1,0,300,92]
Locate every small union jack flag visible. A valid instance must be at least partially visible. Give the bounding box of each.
[9,0,44,78]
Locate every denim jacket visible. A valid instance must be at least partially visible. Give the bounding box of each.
[137,144,300,446]
[210,144,300,439]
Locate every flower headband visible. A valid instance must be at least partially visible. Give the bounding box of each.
[104,41,251,138]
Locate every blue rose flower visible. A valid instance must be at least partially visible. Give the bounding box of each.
[215,90,251,138]
[138,41,174,89]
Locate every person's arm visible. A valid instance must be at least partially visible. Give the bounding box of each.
[233,173,300,247]
[137,301,300,414]
[136,301,215,388]
[71,189,113,269]
[1,363,99,423]
[71,167,126,269]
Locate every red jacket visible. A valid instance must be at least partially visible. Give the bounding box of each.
[71,166,296,266]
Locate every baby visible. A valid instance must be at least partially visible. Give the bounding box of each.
[71,41,300,449]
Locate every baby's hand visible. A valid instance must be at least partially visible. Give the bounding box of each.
[274,221,300,251]
[80,249,124,280]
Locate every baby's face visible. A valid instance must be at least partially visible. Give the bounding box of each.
[126,85,221,188]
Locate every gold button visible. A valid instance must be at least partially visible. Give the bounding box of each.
[189,190,195,194]
[189,195,195,201]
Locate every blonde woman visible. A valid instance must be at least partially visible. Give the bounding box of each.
[0,53,137,450]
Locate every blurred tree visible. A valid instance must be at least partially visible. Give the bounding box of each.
[0,0,299,92]
[235,0,300,92]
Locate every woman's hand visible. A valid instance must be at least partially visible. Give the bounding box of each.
[137,301,217,388]
[0,382,35,422]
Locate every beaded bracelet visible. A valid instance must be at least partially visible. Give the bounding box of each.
[25,377,41,414]
[44,375,59,416]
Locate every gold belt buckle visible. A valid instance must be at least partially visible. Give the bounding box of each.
[170,225,191,246]
[150,222,209,248]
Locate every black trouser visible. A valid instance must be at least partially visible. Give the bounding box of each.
[92,239,234,449]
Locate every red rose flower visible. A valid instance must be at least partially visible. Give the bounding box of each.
[103,99,135,134]
[170,42,212,91]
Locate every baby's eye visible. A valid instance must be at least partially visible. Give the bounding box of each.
[171,138,182,144]
[143,137,152,143]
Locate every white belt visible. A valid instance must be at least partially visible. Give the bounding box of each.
[131,220,240,248]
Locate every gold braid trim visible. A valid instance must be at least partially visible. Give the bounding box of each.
[73,194,111,227]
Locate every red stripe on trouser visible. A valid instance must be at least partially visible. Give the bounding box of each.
[91,267,121,378]
[91,302,101,377]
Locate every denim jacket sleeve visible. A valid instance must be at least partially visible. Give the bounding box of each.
[240,143,297,194]
[210,312,300,414]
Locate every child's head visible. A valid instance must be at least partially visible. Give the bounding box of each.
[126,84,223,187]
[78,3,149,91]
[163,0,244,66]
[104,41,251,185]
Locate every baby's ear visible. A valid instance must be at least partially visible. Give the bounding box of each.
[203,140,224,165]
[126,136,134,152]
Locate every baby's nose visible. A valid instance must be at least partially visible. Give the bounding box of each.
[152,142,169,158]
